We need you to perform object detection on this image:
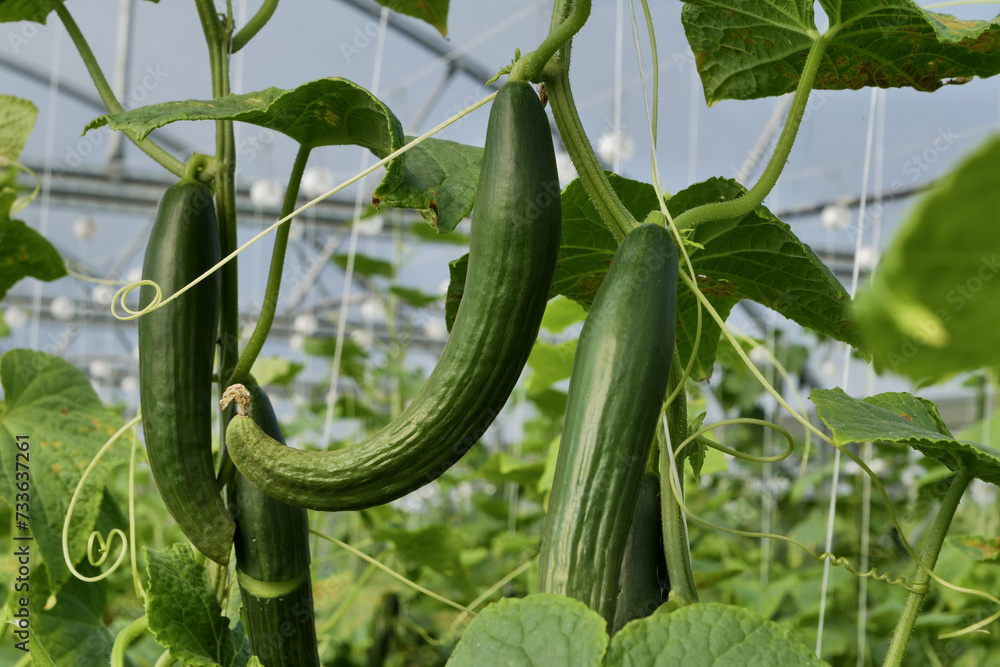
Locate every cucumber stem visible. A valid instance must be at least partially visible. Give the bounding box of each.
[46,0,185,177]
[521,0,591,82]
[545,71,637,242]
[231,0,279,53]
[659,346,699,603]
[883,469,972,667]
[540,0,637,242]
[231,144,312,385]
[671,28,835,231]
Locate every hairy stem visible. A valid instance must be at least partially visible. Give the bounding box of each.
[671,29,835,231]
[231,0,279,52]
[521,0,591,82]
[47,0,185,176]
[660,346,699,603]
[231,144,311,384]
[883,469,972,667]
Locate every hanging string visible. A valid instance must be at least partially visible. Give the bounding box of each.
[321,7,391,448]
[29,19,65,351]
[816,86,880,658]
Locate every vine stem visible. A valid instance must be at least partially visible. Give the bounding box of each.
[538,0,636,242]
[111,616,149,667]
[231,0,278,52]
[671,28,835,231]
[230,143,312,384]
[46,0,185,177]
[659,346,699,603]
[883,469,973,667]
[194,0,240,394]
[521,0,591,82]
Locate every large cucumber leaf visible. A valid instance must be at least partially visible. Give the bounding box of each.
[811,388,1000,485]
[447,594,608,667]
[853,133,1000,383]
[0,350,129,592]
[606,602,826,666]
[145,545,252,667]
[86,78,479,232]
[681,0,1000,104]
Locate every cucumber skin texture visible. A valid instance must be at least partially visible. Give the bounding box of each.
[138,178,234,565]
[227,383,319,667]
[226,80,561,511]
[536,223,678,627]
[611,472,670,635]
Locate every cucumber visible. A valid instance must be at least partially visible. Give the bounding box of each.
[611,472,670,634]
[139,178,234,565]
[536,222,678,627]
[224,79,561,511]
[227,381,319,667]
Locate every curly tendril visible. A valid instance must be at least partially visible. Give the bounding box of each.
[62,412,141,583]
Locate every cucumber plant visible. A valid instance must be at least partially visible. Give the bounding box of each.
[8,0,1000,665]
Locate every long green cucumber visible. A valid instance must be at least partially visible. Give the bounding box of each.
[226,381,319,667]
[536,222,678,627]
[224,79,561,511]
[611,472,670,634]
[139,178,234,565]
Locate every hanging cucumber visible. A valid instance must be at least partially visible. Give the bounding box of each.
[536,222,678,628]
[227,381,319,667]
[611,472,670,634]
[224,79,561,511]
[138,176,234,565]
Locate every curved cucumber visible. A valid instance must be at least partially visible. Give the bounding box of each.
[227,382,319,667]
[225,80,561,511]
[139,178,234,565]
[536,222,678,627]
[611,472,670,634]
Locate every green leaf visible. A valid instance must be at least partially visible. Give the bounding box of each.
[376,137,482,233]
[526,339,577,394]
[947,535,1000,564]
[811,388,1000,485]
[605,602,825,665]
[541,296,587,333]
[0,95,37,161]
[555,175,656,305]
[373,525,469,578]
[86,78,407,193]
[372,0,449,36]
[145,545,252,667]
[681,0,1000,105]
[388,285,438,308]
[0,0,61,24]
[333,252,395,278]
[670,178,859,380]
[28,565,118,667]
[447,594,608,666]
[0,189,67,299]
[249,356,303,387]
[854,133,1000,383]
[0,309,10,338]
[0,349,130,592]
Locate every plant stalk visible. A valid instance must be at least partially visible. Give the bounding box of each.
[883,469,973,667]
[231,144,312,384]
[659,346,699,603]
[671,28,836,231]
[231,0,279,53]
